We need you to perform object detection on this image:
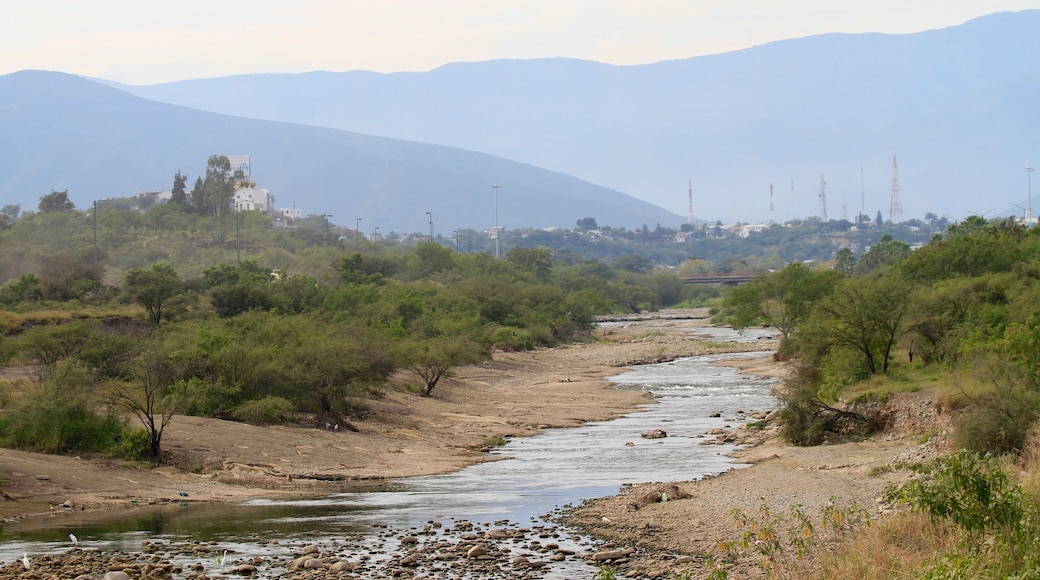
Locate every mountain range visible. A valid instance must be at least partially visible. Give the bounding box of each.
[114,9,1040,224]
[0,70,680,234]
[3,10,1039,233]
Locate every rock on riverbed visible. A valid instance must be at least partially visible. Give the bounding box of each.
[0,517,649,579]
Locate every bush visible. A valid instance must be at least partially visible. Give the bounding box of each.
[489,326,534,351]
[231,396,294,425]
[888,451,1040,577]
[116,426,152,461]
[0,395,124,454]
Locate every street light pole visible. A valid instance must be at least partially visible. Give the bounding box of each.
[93,200,98,270]
[235,203,241,263]
[1026,166,1035,224]
[492,184,501,258]
[356,217,362,249]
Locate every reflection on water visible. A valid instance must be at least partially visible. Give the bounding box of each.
[0,326,778,570]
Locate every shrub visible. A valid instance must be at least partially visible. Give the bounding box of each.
[116,426,152,461]
[231,396,294,425]
[0,395,124,454]
[887,451,1040,577]
[489,326,534,351]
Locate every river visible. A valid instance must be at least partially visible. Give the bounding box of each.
[0,325,778,576]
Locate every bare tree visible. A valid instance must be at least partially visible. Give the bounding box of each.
[108,347,180,461]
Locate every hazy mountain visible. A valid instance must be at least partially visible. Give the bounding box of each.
[116,10,1040,223]
[0,70,681,234]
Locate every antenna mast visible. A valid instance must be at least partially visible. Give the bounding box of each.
[890,155,904,223]
[860,166,865,223]
[769,183,775,225]
[818,174,828,221]
[687,180,694,225]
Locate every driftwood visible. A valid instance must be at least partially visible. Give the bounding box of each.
[627,483,690,510]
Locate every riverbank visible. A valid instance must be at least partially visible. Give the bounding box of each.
[0,309,946,578]
[0,309,772,524]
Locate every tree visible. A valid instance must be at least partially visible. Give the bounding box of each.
[576,217,598,230]
[38,249,102,301]
[857,234,910,274]
[202,155,234,217]
[38,189,75,212]
[290,323,395,426]
[124,263,185,325]
[724,263,840,342]
[613,254,653,274]
[109,343,181,460]
[402,331,485,396]
[505,246,554,282]
[410,241,455,278]
[1,204,20,219]
[190,176,205,213]
[171,171,188,205]
[806,275,912,375]
[834,247,856,275]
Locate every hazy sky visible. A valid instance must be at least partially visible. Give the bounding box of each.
[2,1,1035,85]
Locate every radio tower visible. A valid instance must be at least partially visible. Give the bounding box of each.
[687,180,695,225]
[769,183,775,225]
[860,166,865,223]
[890,155,904,223]
[818,174,828,221]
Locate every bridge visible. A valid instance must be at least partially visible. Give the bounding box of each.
[680,272,763,286]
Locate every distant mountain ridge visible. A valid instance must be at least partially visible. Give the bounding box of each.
[0,71,681,233]
[116,10,1040,223]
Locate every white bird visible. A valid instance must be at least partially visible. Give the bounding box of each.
[69,533,78,544]
[21,553,29,569]
[216,549,227,566]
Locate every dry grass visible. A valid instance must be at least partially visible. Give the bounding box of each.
[811,511,963,580]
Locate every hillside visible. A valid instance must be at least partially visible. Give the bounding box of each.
[117,10,1040,223]
[0,71,680,234]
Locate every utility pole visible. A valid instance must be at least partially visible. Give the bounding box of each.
[492,184,501,258]
[93,200,98,270]
[1026,166,1035,224]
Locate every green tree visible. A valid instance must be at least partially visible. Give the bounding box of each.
[857,234,910,274]
[576,217,598,230]
[834,247,856,275]
[124,263,185,325]
[190,176,205,212]
[290,323,395,425]
[805,275,912,375]
[505,246,554,282]
[171,171,188,205]
[613,254,653,274]
[724,263,840,343]
[401,328,485,396]
[38,189,75,212]
[202,155,234,217]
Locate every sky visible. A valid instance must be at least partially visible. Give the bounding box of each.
[2,1,1037,85]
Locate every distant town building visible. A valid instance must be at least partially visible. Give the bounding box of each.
[279,207,302,221]
[735,223,768,238]
[233,187,272,211]
[227,155,251,180]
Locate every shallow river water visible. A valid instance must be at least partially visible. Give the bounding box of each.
[0,325,778,575]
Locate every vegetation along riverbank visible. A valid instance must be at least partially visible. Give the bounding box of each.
[2,193,1040,578]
